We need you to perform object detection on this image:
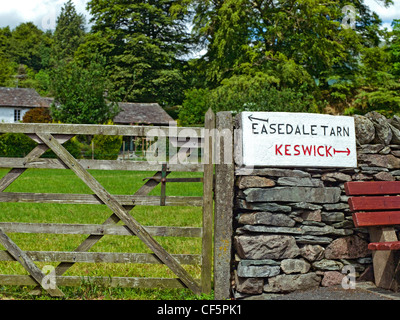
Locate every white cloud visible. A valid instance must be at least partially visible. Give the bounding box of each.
[363,0,399,29]
[0,0,90,30]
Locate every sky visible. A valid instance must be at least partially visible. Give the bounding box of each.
[0,0,91,31]
[364,0,400,30]
[0,0,397,31]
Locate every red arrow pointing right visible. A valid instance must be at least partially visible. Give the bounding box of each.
[334,148,351,156]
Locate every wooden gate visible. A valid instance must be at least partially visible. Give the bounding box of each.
[0,110,215,297]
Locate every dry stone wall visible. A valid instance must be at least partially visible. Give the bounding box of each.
[232,111,400,299]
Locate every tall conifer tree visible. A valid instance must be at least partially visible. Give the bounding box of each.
[52,0,86,61]
[86,0,192,106]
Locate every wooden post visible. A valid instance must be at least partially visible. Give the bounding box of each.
[214,111,234,300]
[201,108,215,294]
[369,226,400,291]
[160,163,167,206]
[123,141,126,160]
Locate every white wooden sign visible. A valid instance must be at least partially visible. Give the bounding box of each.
[238,112,357,168]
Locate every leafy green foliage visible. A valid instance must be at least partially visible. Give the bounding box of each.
[178,88,211,126]
[86,0,192,106]
[34,69,51,96]
[0,133,36,157]
[389,20,400,77]
[209,74,320,114]
[90,134,123,160]
[47,1,121,125]
[190,0,397,116]
[353,76,400,117]
[0,54,16,87]
[179,74,320,125]
[52,0,86,61]
[0,24,52,90]
[344,30,400,116]
[50,57,119,124]
[7,22,50,72]
[40,136,83,160]
[0,131,82,163]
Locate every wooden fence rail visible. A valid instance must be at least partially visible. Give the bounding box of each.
[0,110,215,297]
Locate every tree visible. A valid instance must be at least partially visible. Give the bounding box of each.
[178,88,211,126]
[0,27,15,86]
[86,0,193,106]
[50,57,119,124]
[350,43,400,117]
[190,0,394,113]
[179,73,319,126]
[0,24,52,91]
[389,19,400,77]
[340,17,400,117]
[52,0,86,61]
[0,54,15,87]
[0,133,36,157]
[8,22,50,72]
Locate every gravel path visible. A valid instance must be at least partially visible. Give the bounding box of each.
[242,282,400,300]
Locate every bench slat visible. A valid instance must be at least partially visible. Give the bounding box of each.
[368,241,400,251]
[353,211,400,227]
[348,196,400,211]
[345,181,400,196]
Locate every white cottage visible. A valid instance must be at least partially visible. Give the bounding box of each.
[0,87,50,123]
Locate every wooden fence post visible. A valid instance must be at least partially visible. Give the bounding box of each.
[214,111,234,300]
[201,108,215,294]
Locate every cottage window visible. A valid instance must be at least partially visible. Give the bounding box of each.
[14,109,21,122]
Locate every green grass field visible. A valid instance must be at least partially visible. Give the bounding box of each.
[0,168,213,300]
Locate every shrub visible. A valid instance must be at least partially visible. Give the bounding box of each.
[22,107,52,123]
[178,88,211,126]
[0,133,37,157]
[208,74,319,115]
[88,135,123,160]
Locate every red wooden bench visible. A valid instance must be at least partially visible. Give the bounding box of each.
[345,181,400,291]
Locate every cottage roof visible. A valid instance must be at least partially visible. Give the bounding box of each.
[0,87,50,108]
[114,102,176,126]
